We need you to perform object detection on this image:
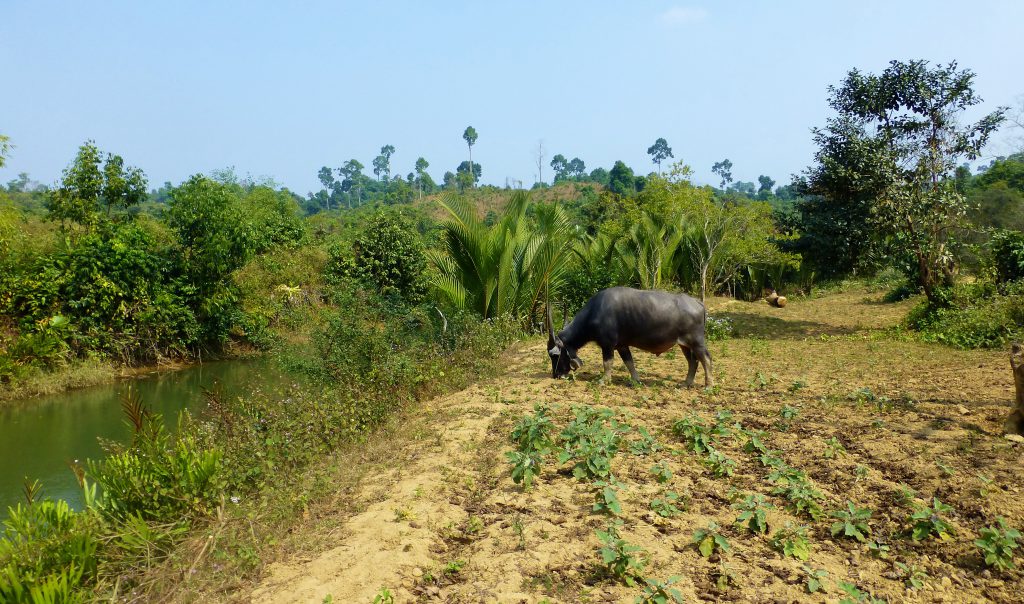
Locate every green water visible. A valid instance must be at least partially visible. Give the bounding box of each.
[0,359,286,516]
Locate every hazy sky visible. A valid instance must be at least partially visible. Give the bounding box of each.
[2,1,1022,195]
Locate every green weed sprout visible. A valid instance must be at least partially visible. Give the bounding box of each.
[975,517,1020,571]
[830,501,872,542]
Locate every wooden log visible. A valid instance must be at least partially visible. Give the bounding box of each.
[1008,342,1024,435]
[776,296,787,308]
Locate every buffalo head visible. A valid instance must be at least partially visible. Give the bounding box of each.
[546,304,582,378]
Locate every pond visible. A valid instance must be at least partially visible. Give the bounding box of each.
[0,359,287,517]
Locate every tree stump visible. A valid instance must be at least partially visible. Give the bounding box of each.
[1008,343,1024,435]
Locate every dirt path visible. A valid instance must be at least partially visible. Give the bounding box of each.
[247,290,1022,603]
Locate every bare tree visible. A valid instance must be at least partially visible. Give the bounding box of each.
[534,139,546,186]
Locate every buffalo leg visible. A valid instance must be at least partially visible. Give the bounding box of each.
[599,346,615,383]
[694,345,714,388]
[679,344,698,387]
[617,347,640,384]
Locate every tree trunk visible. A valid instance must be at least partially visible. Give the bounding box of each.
[1007,343,1024,435]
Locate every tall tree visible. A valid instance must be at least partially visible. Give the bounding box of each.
[463,126,478,178]
[0,134,10,168]
[607,161,636,196]
[568,157,586,179]
[414,156,430,199]
[48,140,147,230]
[337,159,365,207]
[371,145,393,182]
[457,161,481,189]
[820,60,1006,301]
[647,138,674,174]
[757,175,776,196]
[550,154,569,181]
[711,159,733,189]
[317,166,336,211]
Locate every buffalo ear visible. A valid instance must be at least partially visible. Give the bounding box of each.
[554,335,565,349]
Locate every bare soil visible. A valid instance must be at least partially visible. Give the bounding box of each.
[243,289,1022,604]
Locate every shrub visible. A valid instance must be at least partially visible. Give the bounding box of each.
[991,229,1024,284]
[908,281,1024,349]
[324,211,428,304]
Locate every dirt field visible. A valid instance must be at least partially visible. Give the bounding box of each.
[245,289,1022,603]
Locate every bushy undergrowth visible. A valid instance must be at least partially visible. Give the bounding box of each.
[1,276,517,600]
[908,281,1024,349]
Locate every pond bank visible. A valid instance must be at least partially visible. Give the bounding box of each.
[0,346,259,404]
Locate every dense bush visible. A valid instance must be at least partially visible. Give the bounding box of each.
[324,211,428,303]
[991,229,1024,284]
[908,281,1024,349]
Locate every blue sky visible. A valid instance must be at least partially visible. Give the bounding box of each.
[2,1,1022,195]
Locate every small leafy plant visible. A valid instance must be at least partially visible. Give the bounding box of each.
[593,480,624,516]
[649,461,673,484]
[895,562,927,589]
[650,491,683,518]
[596,528,647,586]
[629,426,661,456]
[693,521,731,559]
[506,450,544,490]
[975,517,1020,571]
[802,565,828,594]
[671,415,716,454]
[909,498,955,541]
[774,478,824,521]
[635,576,685,604]
[838,581,885,604]
[823,436,847,459]
[867,539,891,559]
[830,501,872,542]
[372,586,395,604]
[770,523,811,561]
[733,493,772,534]
[510,404,555,453]
[703,447,736,478]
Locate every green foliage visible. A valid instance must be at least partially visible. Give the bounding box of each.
[702,447,736,478]
[704,316,734,341]
[558,406,626,481]
[431,191,576,322]
[895,562,927,589]
[596,529,646,586]
[47,140,147,229]
[649,461,673,484]
[909,498,956,541]
[733,493,772,534]
[326,211,428,303]
[830,501,872,542]
[650,491,682,518]
[628,426,661,457]
[991,229,1024,284]
[87,392,221,523]
[0,495,98,604]
[974,517,1020,571]
[372,586,395,604]
[802,565,827,594]
[671,414,728,454]
[909,281,1024,349]
[593,480,624,516]
[838,581,885,604]
[635,576,684,604]
[506,450,544,490]
[510,404,555,454]
[692,522,730,559]
[823,437,847,459]
[770,523,811,561]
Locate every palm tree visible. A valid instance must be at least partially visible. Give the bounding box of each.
[430,191,577,323]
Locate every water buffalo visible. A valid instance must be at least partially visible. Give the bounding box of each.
[547,287,713,387]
